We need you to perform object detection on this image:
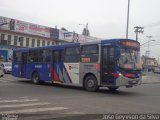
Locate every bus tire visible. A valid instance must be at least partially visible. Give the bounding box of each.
[32,72,40,85]
[108,86,119,91]
[84,75,99,92]
[51,80,55,86]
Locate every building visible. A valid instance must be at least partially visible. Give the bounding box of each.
[0,16,100,61]
[141,55,158,72]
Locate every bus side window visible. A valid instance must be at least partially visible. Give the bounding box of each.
[81,45,99,63]
[22,53,28,63]
[39,49,51,62]
[45,50,51,62]
[13,51,21,62]
[64,47,80,63]
[109,47,114,64]
[53,51,62,62]
[28,50,39,62]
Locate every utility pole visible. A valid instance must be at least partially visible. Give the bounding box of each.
[146,36,152,72]
[146,36,152,57]
[134,26,144,41]
[126,0,130,39]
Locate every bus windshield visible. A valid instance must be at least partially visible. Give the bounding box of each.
[118,48,141,70]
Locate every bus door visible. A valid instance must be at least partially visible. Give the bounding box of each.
[101,46,115,85]
[21,52,27,78]
[52,50,63,83]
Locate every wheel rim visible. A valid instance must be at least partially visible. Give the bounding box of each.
[87,79,95,88]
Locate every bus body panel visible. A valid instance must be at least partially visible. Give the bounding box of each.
[53,62,72,83]
[64,63,80,84]
[26,63,51,81]
[115,75,142,87]
[79,63,101,86]
[52,62,80,84]
[12,39,142,89]
[12,63,22,77]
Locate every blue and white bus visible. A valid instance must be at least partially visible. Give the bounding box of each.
[12,39,142,91]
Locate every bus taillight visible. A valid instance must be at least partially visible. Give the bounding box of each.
[95,64,100,71]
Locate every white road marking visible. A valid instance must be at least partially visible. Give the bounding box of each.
[0,99,39,103]
[0,78,16,82]
[0,80,9,83]
[0,75,28,84]
[62,111,85,115]
[0,102,50,108]
[0,83,20,86]
[0,78,28,83]
[0,107,68,114]
[19,96,28,99]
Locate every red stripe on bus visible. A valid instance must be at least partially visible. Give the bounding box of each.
[50,64,53,74]
[124,73,135,78]
[114,73,119,77]
[54,71,59,81]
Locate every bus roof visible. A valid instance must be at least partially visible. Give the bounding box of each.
[13,39,138,52]
[80,39,138,45]
[13,42,80,52]
[101,38,138,44]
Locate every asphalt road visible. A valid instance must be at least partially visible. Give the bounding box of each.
[0,74,160,120]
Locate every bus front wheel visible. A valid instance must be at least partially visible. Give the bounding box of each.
[32,72,40,85]
[84,75,99,92]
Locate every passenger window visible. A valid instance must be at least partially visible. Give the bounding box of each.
[53,51,63,62]
[64,47,80,63]
[81,45,99,63]
[39,49,51,62]
[22,53,28,63]
[28,50,39,62]
[13,52,21,62]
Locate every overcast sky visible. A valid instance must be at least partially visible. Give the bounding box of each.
[0,0,160,59]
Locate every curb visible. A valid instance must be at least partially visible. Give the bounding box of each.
[142,81,160,84]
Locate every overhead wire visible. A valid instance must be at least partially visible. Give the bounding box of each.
[140,21,160,57]
[141,44,160,48]
[143,21,160,28]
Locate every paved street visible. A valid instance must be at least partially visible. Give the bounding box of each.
[0,73,160,119]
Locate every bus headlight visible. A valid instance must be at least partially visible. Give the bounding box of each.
[119,73,122,76]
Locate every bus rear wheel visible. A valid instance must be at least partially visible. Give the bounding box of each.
[32,72,40,85]
[84,75,99,92]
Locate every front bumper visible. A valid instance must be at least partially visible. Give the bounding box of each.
[5,69,12,73]
[116,75,142,87]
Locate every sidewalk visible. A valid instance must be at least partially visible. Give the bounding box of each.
[142,72,160,84]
